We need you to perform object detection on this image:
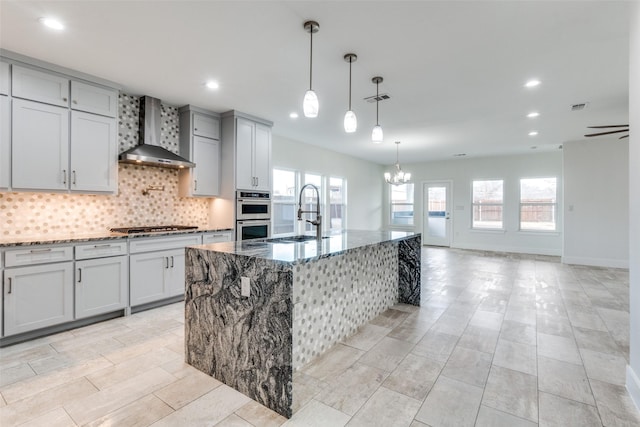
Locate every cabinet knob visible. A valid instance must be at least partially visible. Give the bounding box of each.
[62,97,68,102]
[73,100,78,104]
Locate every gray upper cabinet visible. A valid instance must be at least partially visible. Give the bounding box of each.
[193,112,220,140]
[179,106,221,197]
[7,63,118,193]
[12,98,70,191]
[0,61,9,95]
[12,65,70,107]
[70,80,118,118]
[70,110,118,192]
[0,95,9,189]
[219,111,273,214]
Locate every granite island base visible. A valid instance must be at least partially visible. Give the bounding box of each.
[184,230,421,418]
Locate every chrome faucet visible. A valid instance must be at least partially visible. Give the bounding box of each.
[298,184,322,240]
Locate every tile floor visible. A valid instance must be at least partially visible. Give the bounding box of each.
[1,247,639,426]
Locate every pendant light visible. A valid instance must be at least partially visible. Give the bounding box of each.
[343,53,358,133]
[371,76,384,143]
[303,21,320,118]
[385,141,411,185]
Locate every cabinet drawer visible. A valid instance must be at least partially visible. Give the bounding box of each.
[193,113,220,140]
[71,81,118,117]
[1,61,9,95]
[5,246,73,267]
[202,231,232,244]
[75,241,127,260]
[12,65,69,107]
[129,234,202,253]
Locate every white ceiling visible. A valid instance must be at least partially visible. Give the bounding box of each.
[0,1,630,165]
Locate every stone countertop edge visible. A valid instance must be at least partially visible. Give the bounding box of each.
[0,228,234,247]
[189,230,421,265]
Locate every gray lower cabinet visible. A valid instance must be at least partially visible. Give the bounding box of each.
[3,261,74,336]
[75,255,128,319]
[129,234,201,306]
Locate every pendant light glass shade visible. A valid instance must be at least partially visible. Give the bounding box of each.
[344,110,357,133]
[372,76,383,143]
[372,125,383,143]
[303,21,320,118]
[385,141,411,185]
[343,53,358,133]
[304,90,319,118]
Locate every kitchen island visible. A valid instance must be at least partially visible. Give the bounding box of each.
[184,230,420,418]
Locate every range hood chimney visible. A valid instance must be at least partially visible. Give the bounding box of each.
[118,96,195,169]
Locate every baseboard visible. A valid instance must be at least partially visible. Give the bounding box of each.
[627,365,640,413]
[561,256,629,269]
[452,243,561,257]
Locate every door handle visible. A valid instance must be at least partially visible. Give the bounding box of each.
[7,277,11,294]
[78,268,82,283]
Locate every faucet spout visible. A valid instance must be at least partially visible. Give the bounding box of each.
[298,184,322,240]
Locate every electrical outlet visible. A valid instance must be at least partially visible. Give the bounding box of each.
[241,277,250,297]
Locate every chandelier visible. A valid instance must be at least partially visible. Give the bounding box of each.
[384,141,411,185]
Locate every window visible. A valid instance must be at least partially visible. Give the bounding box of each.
[472,180,504,229]
[390,183,414,226]
[520,177,557,231]
[272,169,297,235]
[329,177,346,230]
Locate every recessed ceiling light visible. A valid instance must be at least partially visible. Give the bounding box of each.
[531,146,538,149]
[453,153,467,157]
[289,112,299,119]
[527,112,539,118]
[205,81,219,90]
[39,17,64,30]
[528,131,538,136]
[525,79,541,88]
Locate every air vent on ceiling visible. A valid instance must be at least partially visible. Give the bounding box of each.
[364,93,390,103]
[570,102,588,111]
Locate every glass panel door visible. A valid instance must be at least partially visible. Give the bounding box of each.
[423,181,452,246]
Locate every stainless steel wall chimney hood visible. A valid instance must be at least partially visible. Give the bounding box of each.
[118,96,195,169]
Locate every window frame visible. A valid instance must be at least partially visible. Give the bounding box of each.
[519,177,558,232]
[389,183,415,228]
[471,179,504,230]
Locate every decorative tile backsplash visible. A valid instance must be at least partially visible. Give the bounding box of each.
[0,93,210,238]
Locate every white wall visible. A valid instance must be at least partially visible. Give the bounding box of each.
[627,0,640,411]
[385,151,563,256]
[563,139,629,268]
[272,135,384,231]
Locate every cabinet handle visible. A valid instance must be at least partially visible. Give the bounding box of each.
[72,170,77,185]
[165,257,169,269]
[63,97,68,102]
[256,177,259,187]
[7,278,11,294]
[170,256,174,268]
[63,169,67,185]
[78,268,82,283]
[194,180,197,191]
[73,100,78,104]
[93,244,112,249]
[30,248,52,254]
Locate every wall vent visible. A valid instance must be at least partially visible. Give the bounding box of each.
[364,93,390,103]
[570,102,588,111]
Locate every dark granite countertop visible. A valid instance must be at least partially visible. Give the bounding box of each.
[0,228,233,248]
[191,229,419,264]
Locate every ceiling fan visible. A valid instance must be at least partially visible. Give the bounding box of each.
[584,124,629,139]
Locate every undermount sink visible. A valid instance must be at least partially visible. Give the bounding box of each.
[266,235,329,244]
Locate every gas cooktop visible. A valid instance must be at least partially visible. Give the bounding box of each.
[110,225,199,234]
